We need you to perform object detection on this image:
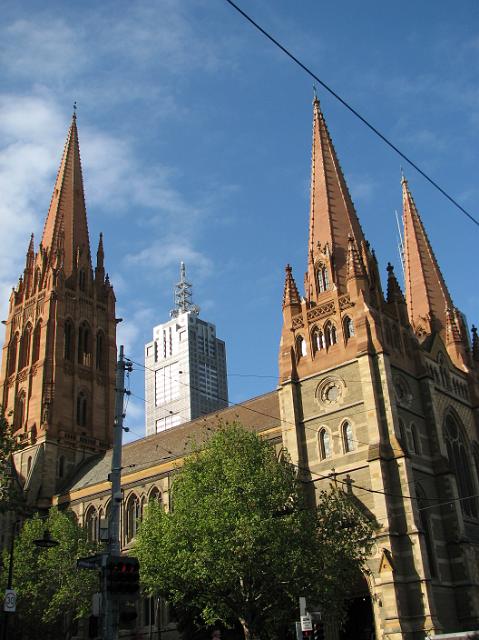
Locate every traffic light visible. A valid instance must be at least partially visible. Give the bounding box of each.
[312,622,324,640]
[106,556,140,595]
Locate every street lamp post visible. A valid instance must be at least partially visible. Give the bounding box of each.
[1,520,17,640]
[1,523,59,640]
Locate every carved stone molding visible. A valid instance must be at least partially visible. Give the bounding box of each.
[307,300,335,323]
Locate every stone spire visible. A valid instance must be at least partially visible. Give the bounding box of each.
[307,95,367,297]
[386,262,405,305]
[283,264,301,309]
[402,176,452,337]
[40,111,91,278]
[95,232,105,277]
[472,326,479,363]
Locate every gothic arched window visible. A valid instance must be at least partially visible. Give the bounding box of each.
[296,335,307,360]
[14,392,26,430]
[444,413,477,518]
[32,321,42,364]
[343,422,354,453]
[78,321,91,366]
[410,423,421,455]
[416,485,436,577]
[76,391,88,427]
[7,333,18,376]
[19,323,32,369]
[96,331,105,371]
[319,428,331,460]
[64,319,75,362]
[344,316,354,340]
[125,494,141,543]
[317,265,330,293]
[324,322,337,348]
[312,327,323,355]
[85,507,99,543]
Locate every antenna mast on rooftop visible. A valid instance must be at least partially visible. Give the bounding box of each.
[170,262,200,318]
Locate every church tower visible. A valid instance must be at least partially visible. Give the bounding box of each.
[279,96,479,638]
[0,112,116,508]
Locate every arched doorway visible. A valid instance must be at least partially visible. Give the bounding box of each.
[339,574,375,640]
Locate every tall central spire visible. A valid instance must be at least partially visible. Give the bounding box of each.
[307,95,366,295]
[41,111,91,278]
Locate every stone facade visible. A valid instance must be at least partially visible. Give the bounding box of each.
[2,101,479,640]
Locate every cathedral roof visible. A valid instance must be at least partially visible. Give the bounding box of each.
[59,390,281,496]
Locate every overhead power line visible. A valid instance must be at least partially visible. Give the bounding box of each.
[223,0,479,228]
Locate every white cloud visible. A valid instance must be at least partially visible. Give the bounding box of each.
[125,240,213,279]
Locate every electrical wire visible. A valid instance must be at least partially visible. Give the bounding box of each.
[125,355,453,503]
[223,0,479,228]
[127,356,410,457]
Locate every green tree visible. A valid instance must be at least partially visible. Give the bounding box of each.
[1,507,100,640]
[136,423,374,640]
[0,404,25,514]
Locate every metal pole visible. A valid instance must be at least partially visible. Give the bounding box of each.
[1,520,16,640]
[104,345,128,640]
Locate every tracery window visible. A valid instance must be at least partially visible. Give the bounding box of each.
[7,333,18,376]
[398,418,408,453]
[78,321,91,366]
[324,322,337,348]
[319,428,331,460]
[125,494,141,542]
[317,265,330,293]
[311,327,325,354]
[85,507,99,543]
[296,335,307,360]
[444,413,477,518]
[32,321,42,364]
[19,324,32,369]
[410,423,421,455]
[14,392,26,430]
[96,331,105,371]
[76,391,88,427]
[64,319,75,361]
[344,316,354,340]
[343,422,354,453]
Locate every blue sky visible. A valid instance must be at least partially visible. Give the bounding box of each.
[0,0,477,442]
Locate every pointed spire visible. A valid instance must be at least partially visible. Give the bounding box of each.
[27,233,34,256]
[472,326,479,362]
[96,233,104,268]
[40,112,91,278]
[402,176,453,336]
[346,234,366,281]
[283,264,301,309]
[307,98,367,295]
[386,263,405,304]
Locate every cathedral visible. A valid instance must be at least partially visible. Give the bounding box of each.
[1,97,479,640]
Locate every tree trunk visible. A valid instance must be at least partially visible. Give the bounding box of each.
[239,617,259,640]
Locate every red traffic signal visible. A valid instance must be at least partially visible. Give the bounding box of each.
[106,556,140,595]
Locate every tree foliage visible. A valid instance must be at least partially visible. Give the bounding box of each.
[1,507,100,640]
[135,423,374,640]
[0,404,25,514]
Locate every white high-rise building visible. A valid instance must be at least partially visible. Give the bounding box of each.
[145,263,228,436]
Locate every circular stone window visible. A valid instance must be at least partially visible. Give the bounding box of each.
[316,376,345,407]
